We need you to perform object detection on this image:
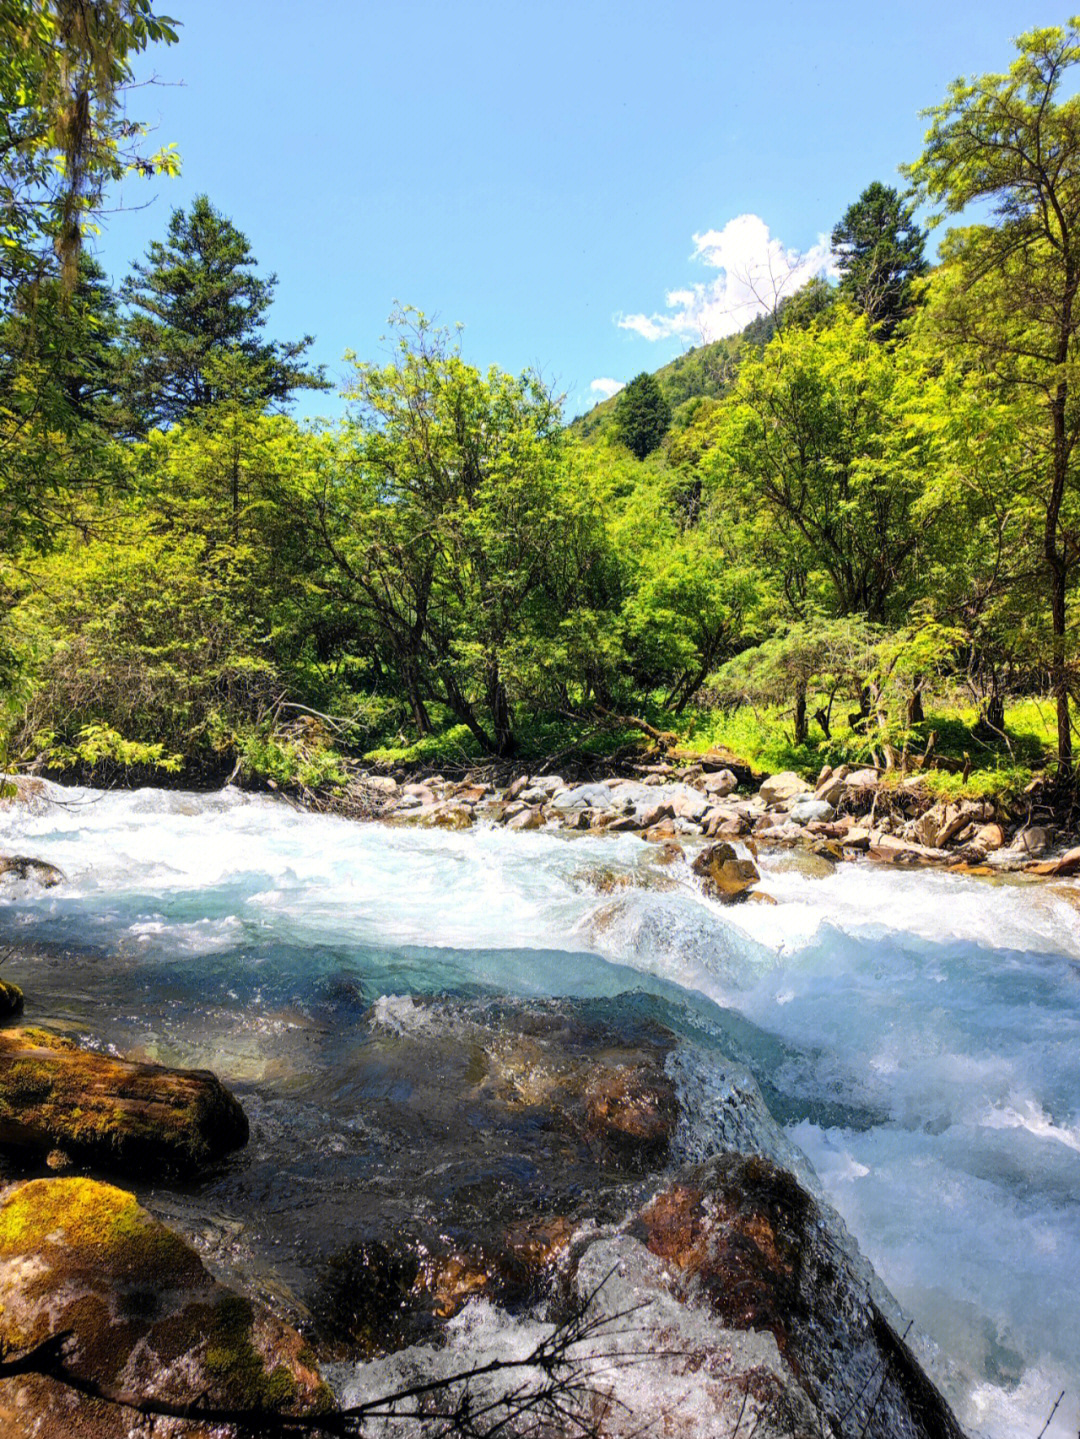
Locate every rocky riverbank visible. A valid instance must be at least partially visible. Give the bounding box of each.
[310,753,1080,881]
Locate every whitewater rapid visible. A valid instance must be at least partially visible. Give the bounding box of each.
[1,782,1078,1438]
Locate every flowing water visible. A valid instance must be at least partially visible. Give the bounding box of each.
[0,783,1078,1437]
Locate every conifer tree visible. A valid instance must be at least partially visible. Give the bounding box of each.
[614,371,671,459]
[118,194,327,432]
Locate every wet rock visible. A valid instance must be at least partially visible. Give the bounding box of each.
[0,1027,248,1177]
[692,843,761,901]
[0,855,64,889]
[628,1155,966,1439]
[868,835,948,867]
[759,772,812,808]
[0,979,24,1019]
[583,1064,679,1164]
[0,1177,333,1436]
[427,803,474,830]
[1026,844,1080,877]
[711,813,751,838]
[506,806,545,831]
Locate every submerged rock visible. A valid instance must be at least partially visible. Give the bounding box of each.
[0,1027,248,1176]
[0,1177,334,1436]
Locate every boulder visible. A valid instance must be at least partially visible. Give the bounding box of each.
[551,782,616,811]
[504,774,530,802]
[702,768,738,797]
[1026,844,1080,877]
[843,767,881,791]
[692,843,760,902]
[0,1177,334,1436]
[1014,825,1052,856]
[759,772,812,808]
[0,1028,248,1177]
[670,791,709,822]
[788,797,834,825]
[506,807,545,831]
[629,1156,967,1439]
[0,855,63,889]
[973,822,1006,852]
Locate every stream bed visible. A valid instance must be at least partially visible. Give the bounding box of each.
[0,783,1078,1437]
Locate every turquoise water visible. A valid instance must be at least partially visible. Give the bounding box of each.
[1,783,1077,1437]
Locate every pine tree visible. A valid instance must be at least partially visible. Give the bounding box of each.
[117,195,327,432]
[614,371,671,459]
[831,182,928,337]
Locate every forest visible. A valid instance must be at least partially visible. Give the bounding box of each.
[3,4,1080,810]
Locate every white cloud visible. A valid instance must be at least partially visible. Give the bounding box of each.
[618,213,838,344]
[590,377,625,399]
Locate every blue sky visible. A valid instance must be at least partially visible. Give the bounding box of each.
[100,0,1062,418]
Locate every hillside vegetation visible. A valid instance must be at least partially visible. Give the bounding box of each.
[1,8,1078,812]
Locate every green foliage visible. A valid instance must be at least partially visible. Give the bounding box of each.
[613,371,671,459]
[34,722,181,773]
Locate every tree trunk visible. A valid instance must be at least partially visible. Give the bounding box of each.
[401,654,431,736]
[907,678,925,726]
[793,685,808,746]
[488,668,516,758]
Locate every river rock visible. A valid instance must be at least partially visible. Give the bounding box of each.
[506,806,545,831]
[626,1155,966,1439]
[843,767,881,791]
[702,768,738,797]
[583,1064,679,1165]
[692,843,760,901]
[1014,824,1052,856]
[0,1028,249,1176]
[0,855,64,889]
[0,1177,334,1437]
[551,782,616,811]
[759,772,812,808]
[1026,844,1080,877]
[788,797,834,825]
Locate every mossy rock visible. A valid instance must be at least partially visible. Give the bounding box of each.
[0,1027,249,1176]
[0,979,24,1019]
[0,1178,335,1435]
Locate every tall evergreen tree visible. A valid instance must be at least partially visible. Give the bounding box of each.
[117,195,327,432]
[831,182,928,337]
[614,371,671,459]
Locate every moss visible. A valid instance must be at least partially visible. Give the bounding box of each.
[0,1178,200,1283]
[204,1295,299,1412]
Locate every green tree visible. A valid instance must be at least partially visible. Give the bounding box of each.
[831,182,928,337]
[0,0,179,298]
[906,18,1080,768]
[118,194,327,432]
[613,371,671,459]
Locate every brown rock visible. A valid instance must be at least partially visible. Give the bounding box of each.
[692,843,760,902]
[506,807,545,831]
[584,1064,679,1163]
[0,1027,248,1176]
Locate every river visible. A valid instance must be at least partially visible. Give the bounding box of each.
[0,783,1077,1437]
